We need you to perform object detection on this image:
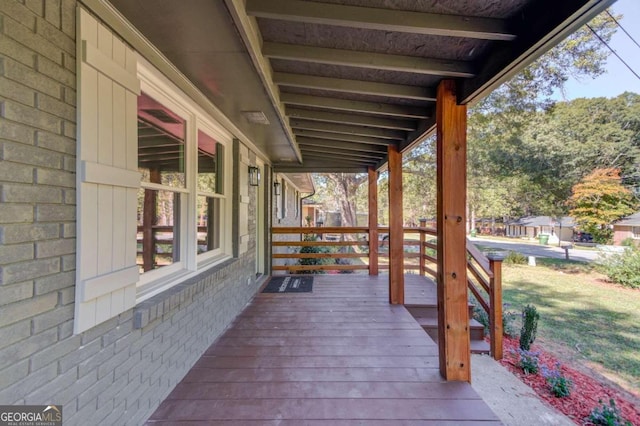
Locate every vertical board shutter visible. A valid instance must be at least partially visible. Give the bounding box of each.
[75,8,141,333]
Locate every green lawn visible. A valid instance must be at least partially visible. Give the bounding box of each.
[502,260,640,393]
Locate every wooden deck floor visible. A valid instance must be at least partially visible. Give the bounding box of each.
[146,275,501,425]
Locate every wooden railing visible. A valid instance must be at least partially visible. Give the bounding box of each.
[271,224,503,360]
[466,242,504,360]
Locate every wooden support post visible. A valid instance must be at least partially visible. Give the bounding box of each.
[436,79,471,381]
[419,218,427,276]
[488,254,504,360]
[388,144,404,304]
[368,167,379,276]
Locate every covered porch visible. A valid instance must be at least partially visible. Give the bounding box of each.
[146,274,501,424]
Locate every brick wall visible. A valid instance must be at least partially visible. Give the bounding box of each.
[0,1,260,424]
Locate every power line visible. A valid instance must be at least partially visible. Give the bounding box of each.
[605,10,640,51]
[586,23,640,82]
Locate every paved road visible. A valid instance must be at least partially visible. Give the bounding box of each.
[468,237,601,263]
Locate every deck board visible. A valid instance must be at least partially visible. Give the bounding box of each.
[146,275,501,424]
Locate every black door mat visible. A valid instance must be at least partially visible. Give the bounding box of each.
[262,276,313,293]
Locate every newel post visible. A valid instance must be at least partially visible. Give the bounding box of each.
[487,252,505,360]
[419,218,427,276]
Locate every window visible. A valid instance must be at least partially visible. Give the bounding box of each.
[633,226,640,239]
[135,58,233,300]
[137,93,186,273]
[75,7,233,332]
[196,130,225,256]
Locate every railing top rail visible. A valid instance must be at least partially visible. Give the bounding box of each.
[466,238,493,279]
[272,226,370,234]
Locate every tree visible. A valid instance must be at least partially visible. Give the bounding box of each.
[313,173,368,228]
[567,168,638,243]
[467,12,619,217]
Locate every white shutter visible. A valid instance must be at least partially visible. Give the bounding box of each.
[75,8,140,333]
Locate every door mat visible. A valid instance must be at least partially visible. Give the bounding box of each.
[262,276,313,293]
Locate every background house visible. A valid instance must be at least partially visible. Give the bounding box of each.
[506,216,576,242]
[613,212,640,246]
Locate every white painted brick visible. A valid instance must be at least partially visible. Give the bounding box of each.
[35,204,75,222]
[0,281,34,306]
[0,160,34,184]
[2,141,63,168]
[34,270,73,295]
[1,223,59,244]
[0,320,31,350]
[0,327,57,370]
[0,118,36,146]
[30,334,80,370]
[32,304,74,333]
[0,358,29,389]
[0,257,60,285]
[0,363,57,404]
[36,237,74,258]
[0,204,34,224]
[35,166,74,188]
[36,131,74,155]
[0,243,34,264]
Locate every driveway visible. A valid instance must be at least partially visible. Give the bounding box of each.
[469,237,601,263]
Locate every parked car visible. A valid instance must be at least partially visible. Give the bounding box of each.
[573,232,593,243]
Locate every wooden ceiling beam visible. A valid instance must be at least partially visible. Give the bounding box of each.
[289,119,406,140]
[296,137,388,153]
[263,42,475,78]
[302,152,379,165]
[301,146,385,160]
[246,0,516,41]
[281,93,430,119]
[274,72,436,101]
[293,129,396,146]
[286,107,416,131]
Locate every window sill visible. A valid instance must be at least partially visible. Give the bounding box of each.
[133,256,235,329]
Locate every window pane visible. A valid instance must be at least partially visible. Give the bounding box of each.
[197,195,220,254]
[138,92,186,188]
[198,130,224,194]
[137,188,180,273]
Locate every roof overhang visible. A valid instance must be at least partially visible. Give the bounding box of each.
[97,0,615,174]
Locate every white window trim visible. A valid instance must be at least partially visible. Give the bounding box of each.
[632,226,640,239]
[135,55,233,303]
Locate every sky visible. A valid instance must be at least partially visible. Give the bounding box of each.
[553,0,640,100]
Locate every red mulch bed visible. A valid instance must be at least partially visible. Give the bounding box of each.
[500,337,640,425]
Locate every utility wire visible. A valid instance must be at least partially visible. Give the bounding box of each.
[605,10,640,51]
[586,23,640,82]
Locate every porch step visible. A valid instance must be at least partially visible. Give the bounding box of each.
[414,317,486,342]
[406,304,490,355]
[405,303,474,320]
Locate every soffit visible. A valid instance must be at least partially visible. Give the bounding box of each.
[106,0,615,174]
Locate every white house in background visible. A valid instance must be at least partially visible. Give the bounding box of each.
[613,212,640,246]
[506,216,576,242]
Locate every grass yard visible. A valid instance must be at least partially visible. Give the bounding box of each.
[501,259,640,396]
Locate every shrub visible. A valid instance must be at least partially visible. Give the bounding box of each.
[504,251,527,265]
[541,363,572,397]
[514,348,540,375]
[503,307,519,338]
[519,304,539,350]
[588,399,632,426]
[298,234,334,274]
[600,246,640,289]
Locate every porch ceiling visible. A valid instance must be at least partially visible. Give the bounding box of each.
[107,0,613,174]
